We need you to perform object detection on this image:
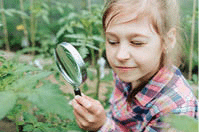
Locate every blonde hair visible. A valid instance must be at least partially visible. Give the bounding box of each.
[102,0,184,68]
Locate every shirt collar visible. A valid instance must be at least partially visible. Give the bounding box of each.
[135,66,176,106]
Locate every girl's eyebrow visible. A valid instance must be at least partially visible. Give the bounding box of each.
[105,32,118,37]
[105,32,150,39]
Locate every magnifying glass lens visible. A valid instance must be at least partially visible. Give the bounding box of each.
[55,42,87,96]
[56,45,80,84]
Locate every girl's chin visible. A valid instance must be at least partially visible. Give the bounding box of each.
[117,75,139,83]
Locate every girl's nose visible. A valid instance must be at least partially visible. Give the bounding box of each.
[116,44,130,61]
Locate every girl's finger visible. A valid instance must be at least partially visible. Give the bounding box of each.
[73,110,92,130]
[72,99,88,114]
[72,99,93,120]
[74,95,92,109]
[76,96,102,114]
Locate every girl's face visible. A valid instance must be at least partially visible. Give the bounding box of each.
[105,16,163,83]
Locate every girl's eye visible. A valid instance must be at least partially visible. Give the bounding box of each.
[130,41,145,46]
[108,40,119,45]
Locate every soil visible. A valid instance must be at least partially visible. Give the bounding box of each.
[0,118,16,132]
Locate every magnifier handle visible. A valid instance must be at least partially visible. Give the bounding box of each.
[74,87,81,96]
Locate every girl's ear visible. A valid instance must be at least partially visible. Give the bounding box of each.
[167,28,176,49]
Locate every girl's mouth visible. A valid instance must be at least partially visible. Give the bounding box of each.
[116,66,136,72]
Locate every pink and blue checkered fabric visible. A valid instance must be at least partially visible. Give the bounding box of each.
[98,66,198,132]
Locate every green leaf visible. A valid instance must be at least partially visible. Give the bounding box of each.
[42,15,50,25]
[66,26,73,33]
[192,74,198,84]
[0,56,6,63]
[33,128,43,132]
[164,114,198,132]
[92,36,105,43]
[57,7,64,14]
[27,83,74,120]
[23,112,38,124]
[42,3,49,10]
[64,34,85,39]
[101,71,113,82]
[66,120,85,131]
[4,10,14,16]
[70,42,83,46]
[67,12,78,20]
[56,27,66,38]
[79,47,89,59]
[86,44,99,50]
[6,71,52,91]
[23,124,34,131]
[87,70,94,81]
[14,65,40,75]
[82,83,89,92]
[14,10,29,19]
[40,127,60,132]
[0,91,17,120]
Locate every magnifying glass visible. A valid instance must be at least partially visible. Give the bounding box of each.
[54,42,87,96]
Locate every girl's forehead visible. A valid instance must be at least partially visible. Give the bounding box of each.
[106,16,157,36]
[107,11,145,26]
[106,12,155,31]
[104,0,159,31]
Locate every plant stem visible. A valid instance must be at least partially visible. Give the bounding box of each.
[96,64,100,100]
[19,0,29,47]
[188,0,196,80]
[95,42,106,100]
[30,0,36,55]
[91,49,95,66]
[88,0,91,12]
[1,0,10,51]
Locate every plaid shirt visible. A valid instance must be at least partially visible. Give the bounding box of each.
[98,66,198,132]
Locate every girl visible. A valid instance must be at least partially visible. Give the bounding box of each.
[72,0,198,131]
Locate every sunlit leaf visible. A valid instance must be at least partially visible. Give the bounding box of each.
[87,70,94,81]
[27,83,74,120]
[83,83,89,92]
[86,44,99,50]
[14,64,40,75]
[42,15,50,25]
[66,121,84,131]
[65,34,85,39]
[78,47,89,59]
[0,91,16,120]
[57,7,64,14]
[6,72,52,90]
[23,112,38,124]
[164,114,198,132]
[14,10,29,19]
[42,3,49,10]
[67,12,77,20]
[4,10,14,16]
[92,36,105,43]
[23,124,34,131]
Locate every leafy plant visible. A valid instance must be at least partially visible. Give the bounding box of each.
[163,114,198,132]
[0,53,81,131]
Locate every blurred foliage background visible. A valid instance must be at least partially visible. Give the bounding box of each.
[0,0,198,78]
[0,0,198,131]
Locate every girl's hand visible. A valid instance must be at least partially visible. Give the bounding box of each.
[72,94,106,131]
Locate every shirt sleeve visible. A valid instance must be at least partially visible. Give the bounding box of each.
[97,111,121,132]
[97,117,117,132]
